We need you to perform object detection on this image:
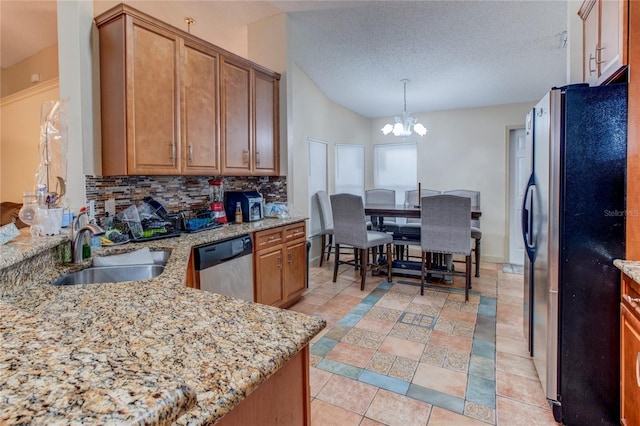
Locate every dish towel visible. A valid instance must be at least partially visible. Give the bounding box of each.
[92,247,155,266]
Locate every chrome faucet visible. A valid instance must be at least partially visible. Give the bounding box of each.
[71,213,105,263]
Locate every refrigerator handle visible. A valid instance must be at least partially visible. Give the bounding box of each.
[521,175,536,260]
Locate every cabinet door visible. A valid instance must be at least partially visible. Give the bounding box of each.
[621,303,640,426]
[221,59,252,175]
[253,71,279,175]
[128,19,180,174]
[581,0,599,83]
[182,40,220,174]
[599,0,625,80]
[285,239,308,303]
[255,247,285,307]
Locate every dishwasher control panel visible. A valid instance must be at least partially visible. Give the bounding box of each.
[193,235,253,270]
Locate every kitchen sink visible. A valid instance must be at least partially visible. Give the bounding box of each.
[53,264,165,286]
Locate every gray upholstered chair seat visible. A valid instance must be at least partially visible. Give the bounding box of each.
[443,189,481,277]
[471,226,481,239]
[331,193,392,290]
[315,191,335,267]
[420,194,473,301]
[366,231,393,247]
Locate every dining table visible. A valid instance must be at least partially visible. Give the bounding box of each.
[364,203,482,222]
[364,203,482,280]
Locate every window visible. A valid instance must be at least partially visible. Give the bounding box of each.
[335,144,365,197]
[374,142,417,204]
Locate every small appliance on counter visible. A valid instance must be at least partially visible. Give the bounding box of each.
[208,179,227,224]
[225,191,263,223]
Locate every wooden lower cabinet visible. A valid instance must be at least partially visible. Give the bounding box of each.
[621,272,640,426]
[254,222,307,308]
[216,346,311,426]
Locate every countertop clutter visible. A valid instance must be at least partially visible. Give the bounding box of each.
[0,217,325,425]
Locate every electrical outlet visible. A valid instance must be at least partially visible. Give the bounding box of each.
[105,198,116,217]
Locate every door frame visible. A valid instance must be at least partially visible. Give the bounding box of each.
[505,125,526,268]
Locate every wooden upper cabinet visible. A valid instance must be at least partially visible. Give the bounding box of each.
[97,13,181,175]
[221,59,280,176]
[95,4,279,177]
[182,41,220,174]
[579,0,628,85]
[254,71,279,176]
[221,58,252,175]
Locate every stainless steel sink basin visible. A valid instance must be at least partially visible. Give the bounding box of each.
[53,265,165,286]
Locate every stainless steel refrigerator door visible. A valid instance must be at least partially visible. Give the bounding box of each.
[530,91,555,401]
[544,88,562,403]
[522,109,535,355]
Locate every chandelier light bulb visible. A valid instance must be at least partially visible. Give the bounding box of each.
[380,79,427,137]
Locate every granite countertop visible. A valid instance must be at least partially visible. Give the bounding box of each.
[0,217,326,425]
[614,259,640,283]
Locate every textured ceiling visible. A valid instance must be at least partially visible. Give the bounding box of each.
[1,0,568,118]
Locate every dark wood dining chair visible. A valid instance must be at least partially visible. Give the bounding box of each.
[330,193,393,290]
[420,195,472,301]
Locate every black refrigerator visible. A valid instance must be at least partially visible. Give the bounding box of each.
[521,83,627,425]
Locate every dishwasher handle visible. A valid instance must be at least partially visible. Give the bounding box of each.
[194,236,253,271]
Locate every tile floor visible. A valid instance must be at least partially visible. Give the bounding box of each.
[289,255,560,425]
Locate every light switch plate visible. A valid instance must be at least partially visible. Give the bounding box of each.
[105,198,116,217]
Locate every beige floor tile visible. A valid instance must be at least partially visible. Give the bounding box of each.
[376,293,413,311]
[365,389,432,426]
[496,396,558,426]
[355,316,396,335]
[496,293,524,306]
[496,370,549,409]
[316,375,379,415]
[360,417,386,426]
[495,335,528,358]
[428,329,473,353]
[495,322,525,341]
[428,406,489,425]
[378,335,425,361]
[496,351,538,380]
[311,399,363,426]
[302,291,335,306]
[325,341,376,368]
[413,362,468,398]
[438,307,478,324]
[310,366,333,397]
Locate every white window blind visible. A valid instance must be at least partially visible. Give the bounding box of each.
[335,144,365,197]
[373,142,417,204]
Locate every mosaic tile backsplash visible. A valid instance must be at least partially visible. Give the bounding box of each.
[85,175,287,217]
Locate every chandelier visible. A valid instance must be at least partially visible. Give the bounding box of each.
[381,79,428,137]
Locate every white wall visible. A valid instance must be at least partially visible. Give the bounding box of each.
[0,79,60,202]
[371,103,534,263]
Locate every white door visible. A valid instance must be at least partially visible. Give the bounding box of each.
[508,127,527,265]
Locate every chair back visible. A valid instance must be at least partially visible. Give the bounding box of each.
[443,189,480,228]
[405,189,441,206]
[421,195,471,255]
[330,193,368,248]
[405,189,441,223]
[365,188,395,204]
[365,188,396,226]
[314,191,333,233]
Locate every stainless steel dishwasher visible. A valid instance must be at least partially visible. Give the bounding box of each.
[193,235,254,302]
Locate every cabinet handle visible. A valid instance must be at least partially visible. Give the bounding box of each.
[268,235,276,241]
[588,53,597,74]
[243,149,249,165]
[636,352,640,387]
[288,251,292,264]
[256,151,261,165]
[277,255,282,269]
[625,295,640,304]
[188,144,193,164]
[170,142,176,165]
